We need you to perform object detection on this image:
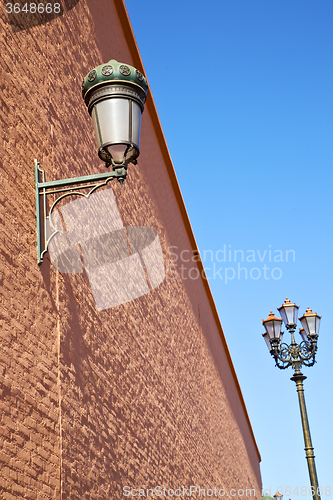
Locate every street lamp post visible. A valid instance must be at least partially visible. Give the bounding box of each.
[262,298,322,500]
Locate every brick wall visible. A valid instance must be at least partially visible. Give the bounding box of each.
[0,0,262,498]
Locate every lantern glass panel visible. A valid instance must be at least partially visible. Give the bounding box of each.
[278,307,288,327]
[263,318,282,340]
[262,332,272,351]
[278,302,299,326]
[91,98,143,165]
[299,328,308,342]
[292,304,299,324]
[131,101,142,147]
[306,315,316,335]
[263,319,274,339]
[106,144,129,164]
[299,316,310,336]
[283,304,298,325]
[92,98,130,147]
[302,314,320,336]
[273,319,282,338]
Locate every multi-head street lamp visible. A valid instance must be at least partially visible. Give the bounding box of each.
[262,298,322,500]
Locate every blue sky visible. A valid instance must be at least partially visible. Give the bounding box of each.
[125,0,333,497]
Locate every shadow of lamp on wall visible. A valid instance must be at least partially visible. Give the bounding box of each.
[262,299,322,500]
[35,59,148,265]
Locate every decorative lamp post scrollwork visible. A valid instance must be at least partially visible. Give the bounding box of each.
[262,298,321,500]
[35,59,148,265]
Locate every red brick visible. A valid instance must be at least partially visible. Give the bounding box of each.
[31,455,44,468]
[48,454,60,466]
[0,475,10,490]
[24,488,38,500]
[2,416,16,431]
[11,481,25,495]
[17,449,31,462]
[24,417,37,430]
[48,475,60,488]
[0,426,11,439]
[8,468,17,481]
[30,433,43,445]
[0,400,11,413]
[24,465,38,478]
[17,423,30,437]
[36,446,50,461]
[3,493,17,500]
[0,451,11,464]
[25,441,37,452]
[25,394,37,406]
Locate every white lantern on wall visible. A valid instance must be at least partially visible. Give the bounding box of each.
[82,59,148,168]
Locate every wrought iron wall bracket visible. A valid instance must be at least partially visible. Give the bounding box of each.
[34,159,127,265]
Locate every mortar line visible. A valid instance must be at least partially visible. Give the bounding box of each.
[198,304,215,477]
[56,271,63,500]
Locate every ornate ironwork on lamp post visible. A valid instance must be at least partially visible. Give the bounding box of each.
[262,298,322,500]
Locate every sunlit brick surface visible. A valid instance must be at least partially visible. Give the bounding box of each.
[0,0,262,498]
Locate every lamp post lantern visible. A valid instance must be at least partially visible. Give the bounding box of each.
[262,298,321,500]
[35,59,148,265]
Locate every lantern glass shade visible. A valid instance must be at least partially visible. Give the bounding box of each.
[299,328,308,342]
[299,308,321,337]
[262,332,272,351]
[277,297,299,327]
[262,311,283,340]
[91,98,142,165]
[107,145,129,164]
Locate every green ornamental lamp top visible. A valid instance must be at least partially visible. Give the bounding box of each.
[260,496,275,500]
[81,59,148,105]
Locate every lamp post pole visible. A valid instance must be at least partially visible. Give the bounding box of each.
[291,369,320,500]
[262,299,321,500]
